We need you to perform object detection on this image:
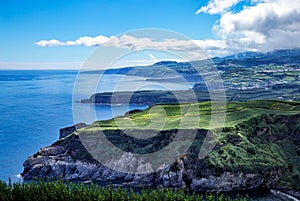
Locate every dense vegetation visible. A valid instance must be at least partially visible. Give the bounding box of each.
[0,179,249,201]
[50,100,300,191]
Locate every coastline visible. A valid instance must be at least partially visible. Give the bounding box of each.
[21,101,300,200]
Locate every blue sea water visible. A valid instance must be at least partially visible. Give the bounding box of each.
[0,70,150,181]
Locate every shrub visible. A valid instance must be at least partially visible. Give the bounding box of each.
[0,179,250,201]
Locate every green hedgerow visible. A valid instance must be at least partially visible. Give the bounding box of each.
[0,179,250,201]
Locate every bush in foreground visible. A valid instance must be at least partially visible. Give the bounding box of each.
[0,179,249,201]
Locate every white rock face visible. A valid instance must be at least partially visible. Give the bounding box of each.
[21,131,284,191]
[191,172,267,192]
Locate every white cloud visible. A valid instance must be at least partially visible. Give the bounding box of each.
[35,39,62,47]
[195,0,244,14]
[35,35,235,59]
[196,0,300,54]
[217,0,300,35]
[35,35,219,59]
[35,36,116,47]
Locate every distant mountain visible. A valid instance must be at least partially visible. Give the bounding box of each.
[82,48,300,103]
[82,48,300,78]
[216,48,300,69]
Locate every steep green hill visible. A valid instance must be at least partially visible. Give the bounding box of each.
[23,101,300,196]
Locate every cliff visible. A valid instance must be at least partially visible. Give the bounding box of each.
[22,101,300,196]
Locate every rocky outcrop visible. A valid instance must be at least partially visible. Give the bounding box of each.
[22,142,284,191]
[59,123,87,139]
[22,113,300,192]
[22,145,125,181]
[190,171,283,192]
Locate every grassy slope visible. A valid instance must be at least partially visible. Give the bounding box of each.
[60,100,300,191]
[85,100,300,131]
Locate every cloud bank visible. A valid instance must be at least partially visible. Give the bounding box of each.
[36,0,300,58]
[197,0,300,53]
[35,35,229,59]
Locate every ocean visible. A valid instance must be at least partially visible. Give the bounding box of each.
[0,70,153,181]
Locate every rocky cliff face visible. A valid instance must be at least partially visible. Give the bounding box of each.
[21,139,282,191]
[22,113,300,192]
[59,123,87,139]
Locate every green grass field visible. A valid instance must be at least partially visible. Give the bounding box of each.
[82,100,300,132]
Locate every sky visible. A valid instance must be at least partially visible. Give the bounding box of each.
[0,0,300,69]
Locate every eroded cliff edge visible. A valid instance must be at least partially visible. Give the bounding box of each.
[22,101,300,197]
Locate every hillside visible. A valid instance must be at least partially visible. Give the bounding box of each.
[22,100,300,197]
